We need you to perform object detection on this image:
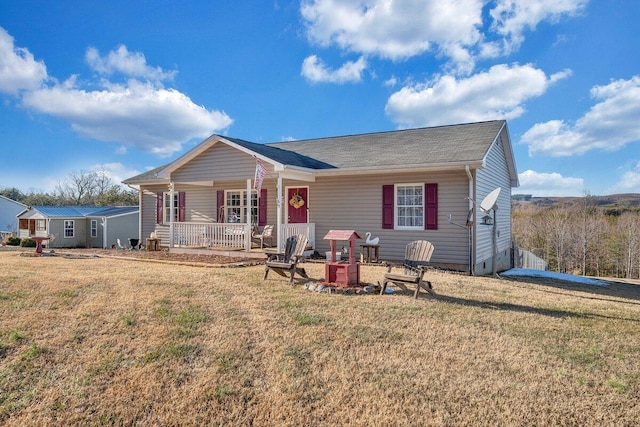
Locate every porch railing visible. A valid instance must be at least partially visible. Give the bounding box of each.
[281,223,316,250]
[172,222,250,249]
[171,222,316,251]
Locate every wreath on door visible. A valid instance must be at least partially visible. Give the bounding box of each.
[289,193,305,209]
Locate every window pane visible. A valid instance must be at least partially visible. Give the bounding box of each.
[396,185,423,228]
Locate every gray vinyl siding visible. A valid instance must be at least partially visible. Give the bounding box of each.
[0,196,25,233]
[475,132,513,273]
[303,171,471,266]
[48,218,86,248]
[104,213,139,249]
[172,143,263,182]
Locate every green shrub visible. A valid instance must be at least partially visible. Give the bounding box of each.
[20,238,36,248]
[6,236,21,246]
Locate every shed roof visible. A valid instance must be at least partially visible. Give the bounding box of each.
[23,206,138,219]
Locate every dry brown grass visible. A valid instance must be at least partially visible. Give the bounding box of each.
[1,250,639,426]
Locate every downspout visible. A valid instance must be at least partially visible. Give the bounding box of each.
[466,165,475,275]
[102,217,107,249]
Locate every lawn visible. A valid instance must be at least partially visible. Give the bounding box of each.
[0,251,639,426]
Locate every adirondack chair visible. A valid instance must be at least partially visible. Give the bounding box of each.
[379,240,435,298]
[263,234,309,285]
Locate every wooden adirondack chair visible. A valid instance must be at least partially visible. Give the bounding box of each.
[263,234,309,285]
[380,240,435,298]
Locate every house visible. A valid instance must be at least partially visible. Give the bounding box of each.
[0,195,27,239]
[17,206,139,249]
[123,120,518,274]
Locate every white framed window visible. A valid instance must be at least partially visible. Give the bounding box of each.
[64,220,75,238]
[164,192,179,223]
[90,220,98,238]
[36,219,46,232]
[225,190,258,223]
[396,184,424,229]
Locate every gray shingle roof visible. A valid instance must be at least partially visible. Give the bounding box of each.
[123,120,507,183]
[265,120,505,169]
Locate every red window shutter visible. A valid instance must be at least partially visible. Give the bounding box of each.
[258,189,267,226]
[217,190,225,222]
[156,192,163,224]
[178,192,186,222]
[382,185,394,229]
[425,183,438,230]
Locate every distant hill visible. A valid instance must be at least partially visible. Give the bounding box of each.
[511,193,640,215]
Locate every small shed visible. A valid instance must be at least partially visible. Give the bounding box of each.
[323,230,361,285]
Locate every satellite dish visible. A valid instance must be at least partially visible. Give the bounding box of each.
[480,187,501,212]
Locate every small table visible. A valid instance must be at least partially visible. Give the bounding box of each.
[146,238,161,251]
[360,244,380,263]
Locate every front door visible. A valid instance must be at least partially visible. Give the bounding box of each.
[287,187,308,223]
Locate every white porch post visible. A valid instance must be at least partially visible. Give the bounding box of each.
[246,178,251,252]
[276,175,283,252]
[169,182,175,247]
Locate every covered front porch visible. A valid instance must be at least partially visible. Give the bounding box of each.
[170,221,315,254]
[159,171,317,255]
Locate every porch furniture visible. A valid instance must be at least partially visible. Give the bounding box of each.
[359,244,380,263]
[252,224,274,248]
[324,230,361,286]
[146,237,161,251]
[264,234,309,285]
[379,240,435,298]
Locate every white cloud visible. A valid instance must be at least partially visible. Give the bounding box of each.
[517,169,584,197]
[300,0,586,74]
[90,162,142,188]
[301,55,367,83]
[522,76,640,156]
[22,78,233,157]
[0,27,48,94]
[609,161,640,194]
[489,0,588,55]
[301,0,483,63]
[385,64,570,128]
[85,45,176,81]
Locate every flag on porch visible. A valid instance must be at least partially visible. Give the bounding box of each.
[254,157,267,193]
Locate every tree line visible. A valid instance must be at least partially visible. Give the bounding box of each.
[1,170,137,207]
[512,194,640,279]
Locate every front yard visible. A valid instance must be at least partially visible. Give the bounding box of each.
[0,251,638,425]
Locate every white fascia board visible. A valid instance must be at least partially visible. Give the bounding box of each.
[274,165,316,182]
[313,161,484,177]
[87,211,139,220]
[157,134,220,179]
[216,136,285,171]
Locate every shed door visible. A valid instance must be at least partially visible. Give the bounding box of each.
[287,187,308,224]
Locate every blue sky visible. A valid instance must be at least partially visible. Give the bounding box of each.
[1,0,639,197]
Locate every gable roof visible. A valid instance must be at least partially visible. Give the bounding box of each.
[266,120,506,170]
[124,120,517,185]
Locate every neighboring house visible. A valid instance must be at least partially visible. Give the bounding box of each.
[123,120,518,274]
[17,206,139,249]
[0,195,27,239]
